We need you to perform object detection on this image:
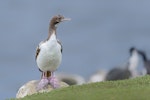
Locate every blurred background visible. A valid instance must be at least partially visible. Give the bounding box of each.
[0,0,150,99]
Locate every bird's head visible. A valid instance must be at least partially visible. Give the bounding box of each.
[50,15,71,27]
[129,47,138,55]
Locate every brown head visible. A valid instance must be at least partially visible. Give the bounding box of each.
[49,15,71,30]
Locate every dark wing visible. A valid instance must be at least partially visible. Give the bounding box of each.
[35,46,43,72]
[35,41,44,60]
[57,39,63,53]
[35,46,40,60]
[145,61,150,74]
[106,67,130,81]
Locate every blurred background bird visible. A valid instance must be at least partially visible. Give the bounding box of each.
[105,47,141,81]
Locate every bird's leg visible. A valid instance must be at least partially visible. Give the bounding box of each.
[37,72,49,90]
[47,71,60,89]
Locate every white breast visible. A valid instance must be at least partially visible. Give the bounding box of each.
[129,51,139,71]
[36,34,62,72]
[128,51,139,78]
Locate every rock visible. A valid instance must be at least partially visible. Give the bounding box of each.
[16,80,69,98]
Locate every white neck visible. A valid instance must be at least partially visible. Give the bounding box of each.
[128,50,139,71]
[49,33,56,41]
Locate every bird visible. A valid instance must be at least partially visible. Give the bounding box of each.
[138,50,150,75]
[88,70,107,83]
[35,15,70,90]
[106,47,140,81]
[55,73,86,85]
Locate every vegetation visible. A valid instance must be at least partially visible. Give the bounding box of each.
[11,75,150,100]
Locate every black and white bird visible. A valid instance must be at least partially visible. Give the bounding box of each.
[35,15,70,89]
[138,50,150,75]
[106,47,140,81]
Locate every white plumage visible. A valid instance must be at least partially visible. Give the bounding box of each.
[36,33,62,72]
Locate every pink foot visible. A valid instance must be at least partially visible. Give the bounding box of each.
[48,75,60,89]
[37,78,49,90]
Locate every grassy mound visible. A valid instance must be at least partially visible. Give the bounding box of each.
[11,75,150,100]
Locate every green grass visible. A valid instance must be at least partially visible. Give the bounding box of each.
[11,75,150,100]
